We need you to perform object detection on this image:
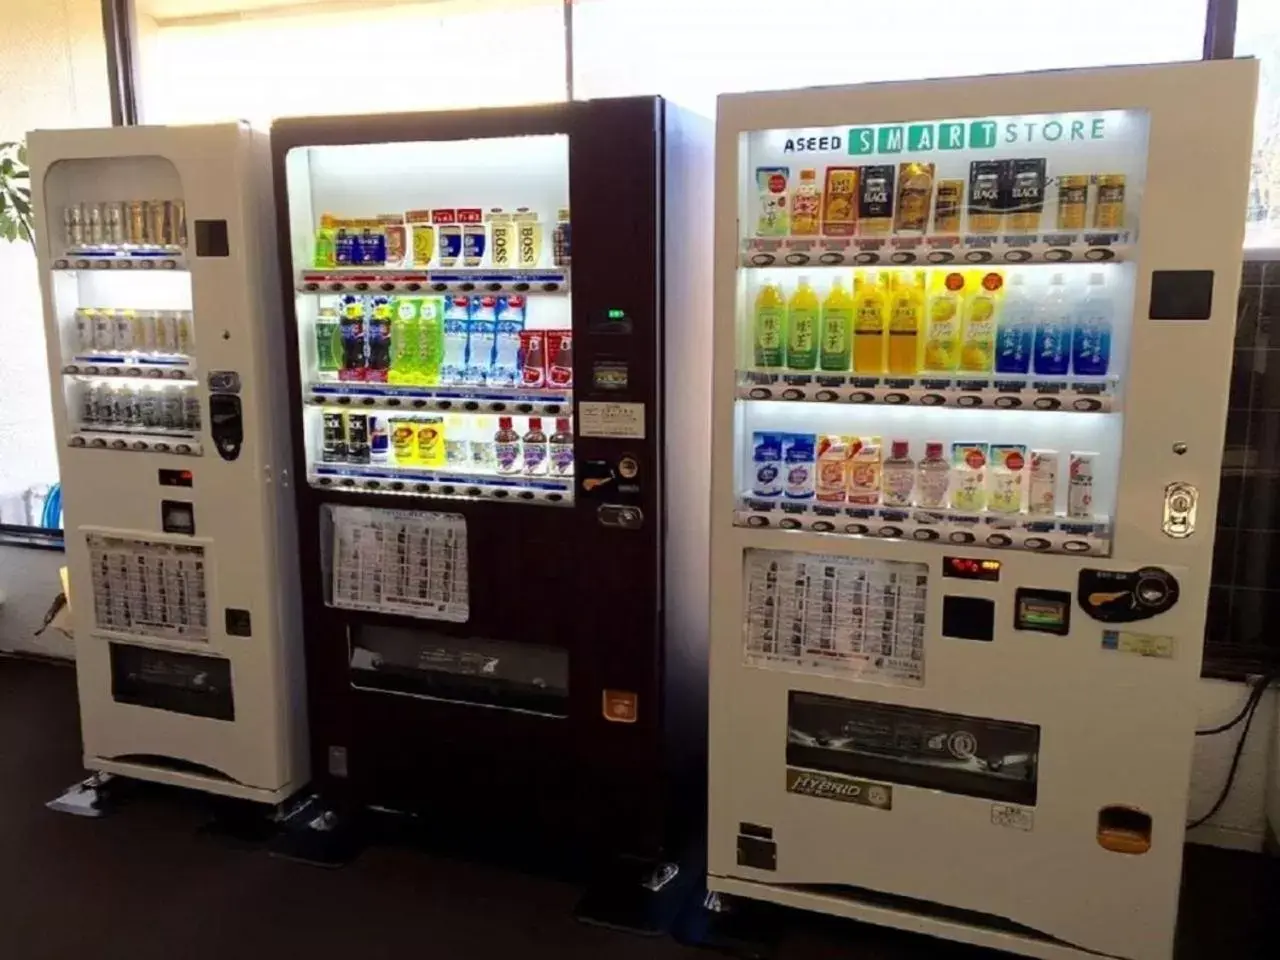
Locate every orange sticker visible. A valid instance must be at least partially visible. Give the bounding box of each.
[603,690,638,724]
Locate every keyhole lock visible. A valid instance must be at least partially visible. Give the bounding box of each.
[1173,442,1188,455]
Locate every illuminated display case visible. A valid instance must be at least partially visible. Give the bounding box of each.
[30,124,308,802]
[274,99,712,867]
[707,61,1258,960]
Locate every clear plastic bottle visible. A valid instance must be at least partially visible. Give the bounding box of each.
[469,415,496,472]
[882,439,916,507]
[1071,272,1113,377]
[549,418,574,476]
[522,417,549,476]
[494,416,521,475]
[1033,272,1071,376]
[994,272,1034,375]
[916,441,950,508]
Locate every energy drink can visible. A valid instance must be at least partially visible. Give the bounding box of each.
[86,203,105,245]
[369,417,390,464]
[968,160,1007,235]
[322,412,347,462]
[346,413,371,464]
[147,199,171,246]
[894,162,935,234]
[126,201,147,245]
[170,199,188,248]
[857,164,895,236]
[933,179,964,234]
[1056,175,1090,231]
[103,201,125,245]
[1093,175,1126,230]
[65,204,84,247]
[1005,159,1047,233]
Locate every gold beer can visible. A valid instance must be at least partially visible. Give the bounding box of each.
[103,201,125,245]
[170,199,188,248]
[126,200,147,245]
[1092,174,1126,231]
[86,203,105,245]
[147,199,171,246]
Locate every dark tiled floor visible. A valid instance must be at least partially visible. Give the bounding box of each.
[0,656,1276,959]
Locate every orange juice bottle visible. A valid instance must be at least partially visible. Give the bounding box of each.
[887,270,925,375]
[853,271,888,374]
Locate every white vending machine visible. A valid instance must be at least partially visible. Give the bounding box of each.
[30,124,309,804]
[706,61,1257,960]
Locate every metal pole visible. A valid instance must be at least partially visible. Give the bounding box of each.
[1203,0,1239,60]
[101,0,142,125]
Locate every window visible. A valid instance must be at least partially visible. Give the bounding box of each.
[135,0,568,125]
[571,0,1209,111]
[1237,0,1280,250]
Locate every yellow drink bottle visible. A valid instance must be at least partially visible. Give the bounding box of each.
[752,281,787,368]
[786,276,820,370]
[887,270,925,375]
[853,271,888,374]
[923,270,964,372]
[959,269,1004,373]
[819,276,854,371]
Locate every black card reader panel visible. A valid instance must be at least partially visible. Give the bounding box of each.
[210,393,244,462]
[942,595,995,642]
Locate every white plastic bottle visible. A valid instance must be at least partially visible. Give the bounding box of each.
[1068,452,1096,519]
[1033,273,1072,376]
[915,441,950,508]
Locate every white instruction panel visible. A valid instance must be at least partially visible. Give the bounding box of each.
[743,549,927,687]
[86,532,210,642]
[329,506,469,623]
[578,401,646,439]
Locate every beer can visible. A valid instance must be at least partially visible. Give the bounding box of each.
[346,412,371,464]
[1056,175,1090,231]
[147,199,171,246]
[65,204,85,247]
[175,310,194,356]
[86,202,105,245]
[103,202,125,245]
[160,386,184,430]
[126,200,147,245]
[1092,174,1126,231]
[157,310,179,353]
[170,199,188,248]
[322,411,348,463]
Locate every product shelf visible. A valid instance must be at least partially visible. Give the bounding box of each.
[68,428,202,456]
[734,494,1110,557]
[742,231,1133,269]
[307,380,572,417]
[736,370,1118,413]
[53,245,187,272]
[296,267,571,295]
[64,354,196,382]
[310,462,573,504]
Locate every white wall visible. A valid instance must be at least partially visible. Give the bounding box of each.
[0,0,111,523]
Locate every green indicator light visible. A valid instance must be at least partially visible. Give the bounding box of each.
[607,309,625,319]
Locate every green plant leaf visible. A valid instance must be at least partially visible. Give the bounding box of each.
[17,143,27,165]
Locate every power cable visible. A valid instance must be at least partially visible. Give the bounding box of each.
[1186,671,1277,831]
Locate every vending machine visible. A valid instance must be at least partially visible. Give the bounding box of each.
[29,124,309,804]
[272,98,710,867]
[706,60,1257,960]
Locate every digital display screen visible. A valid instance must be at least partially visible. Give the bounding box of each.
[943,556,1001,582]
[1014,587,1071,635]
[158,468,194,488]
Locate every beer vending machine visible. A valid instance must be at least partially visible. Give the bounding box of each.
[706,61,1256,960]
[273,99,710,866]
[29,125,309,803]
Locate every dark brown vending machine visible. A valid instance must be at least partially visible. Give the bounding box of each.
[271,98,711,901]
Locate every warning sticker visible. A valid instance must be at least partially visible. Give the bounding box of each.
[1101,629,1174,659]
[785,768,893,810]
[991,803,1035,831]
[578,401,646,439]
